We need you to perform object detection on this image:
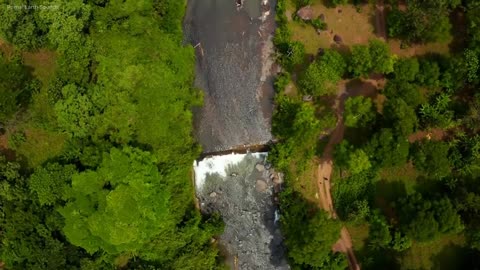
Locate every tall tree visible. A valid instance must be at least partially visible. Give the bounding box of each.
[344,96,376,128]
[300,49,346,96]
[59,147,173,255]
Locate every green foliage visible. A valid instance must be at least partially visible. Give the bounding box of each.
[416,59,441,88]
[390,231,412,251]
[349,40,394,77]
[465,49,479,83]
[300,49,346,96]
[344,96,375,127]
[349,45,371,77]
[348,149,372,174]
[369,39,395,74]
[321,253,349,270]
[55,84,96,138]
[332,169,376,220]
[286,211,343,268]
[294,0,313,8]
[420,93,456,128]
[383,80,423,108]
[0,0,221,268]
[281,190,343,268]
[0,155,91,269]
[37,0,92,52]
[29,162,76,206]
[462,94,480,133]
[154,0,186,35]
[60,147,171,255]
[451,134,480,176]
[366,128,410,168]
[368,212,392,249]
[383,98,418,137]
[274,72,291,93]
[336,141,372,174]
[0,54,35,121]
[330,0,349,6]
[386,0,456,43]
[386,8,405,39]
[393,58,419,82]
[270,96,321,171]
[397,193,463,241]
[279,41,305,71]
[310,18,327,31]
[412,140,452,179]
[0,0,44,49]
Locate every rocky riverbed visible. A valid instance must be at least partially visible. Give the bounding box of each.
[194,153,289,270]
[184,0,276,153]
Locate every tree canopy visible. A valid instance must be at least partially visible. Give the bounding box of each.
[0,0,222,268]
[349,40,395,78]
[300,49,346,96]
[344,96,376,128]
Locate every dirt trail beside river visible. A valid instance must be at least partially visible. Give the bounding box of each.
[316,81,365,270]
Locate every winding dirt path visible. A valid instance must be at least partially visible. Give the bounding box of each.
[315,81,363,270]
[375,0,387,40]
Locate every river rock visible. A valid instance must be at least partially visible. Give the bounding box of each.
[209,192,217,198]
[297,6,313,21]
[256,180,268,192]
[255,163,265,172]
[273,173,284,184]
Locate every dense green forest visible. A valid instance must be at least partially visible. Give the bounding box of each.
[272,0,480,269]
[0,0,223,269]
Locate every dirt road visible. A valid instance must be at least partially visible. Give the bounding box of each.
[316,81,361,270]
[375,0,387,40]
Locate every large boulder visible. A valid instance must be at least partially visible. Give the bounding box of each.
[297,6,314,21]
[255,180,268,192]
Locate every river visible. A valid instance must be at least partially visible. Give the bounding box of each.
[184,0,276,153]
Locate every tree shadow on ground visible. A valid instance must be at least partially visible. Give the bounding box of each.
[431,243,480,270]
[357,247,401,270]
[448,8,467,54]
[375,179,407,220]
[375,179,407,204]
[414,175,444,197]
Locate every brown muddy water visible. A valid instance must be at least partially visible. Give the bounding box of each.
[184,0,276,154]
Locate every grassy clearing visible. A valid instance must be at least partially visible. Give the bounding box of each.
[23,49,57,84]
[288,159,319,204]
[284,81,299,97]
[0,39,57,83]
[379,162,420,190]
[286,1,377,54]
[401,234,466,270]
[388,38,452,57]
[346,222,370,252]
[10,128,67,168]
[0,39,60,164]
[285,1,451,57]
